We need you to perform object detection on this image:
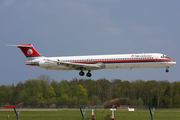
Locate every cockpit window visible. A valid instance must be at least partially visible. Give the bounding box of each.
[162,55,170,59]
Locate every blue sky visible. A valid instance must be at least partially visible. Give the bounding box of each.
[1,0,179,85]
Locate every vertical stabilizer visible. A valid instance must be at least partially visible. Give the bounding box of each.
[7,44,41,60]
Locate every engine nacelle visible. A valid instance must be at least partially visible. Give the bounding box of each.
[26,61,57,67]
[39,61,50,67]
[39,61,57,67]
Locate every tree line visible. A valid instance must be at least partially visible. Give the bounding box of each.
[0,75,180,108]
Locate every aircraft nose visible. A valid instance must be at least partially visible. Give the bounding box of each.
[172,60,176,65]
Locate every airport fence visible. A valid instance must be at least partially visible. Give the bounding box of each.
[0,105,105,109]
[0,104,149,109]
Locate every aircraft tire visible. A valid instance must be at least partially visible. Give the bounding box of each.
[86,72,92,77]
[79,71,84,76]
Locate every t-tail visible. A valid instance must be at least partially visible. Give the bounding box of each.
[7,44,42,60]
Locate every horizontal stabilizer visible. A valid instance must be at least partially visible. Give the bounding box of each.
[7,44,32,48]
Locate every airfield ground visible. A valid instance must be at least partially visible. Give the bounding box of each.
[0,108,180,120]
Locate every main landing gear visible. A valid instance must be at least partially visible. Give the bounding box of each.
[79,70,92,77]
[79,71,85,76]
[165,67,169,73]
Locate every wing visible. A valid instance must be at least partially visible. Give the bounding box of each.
[45,59,103,70]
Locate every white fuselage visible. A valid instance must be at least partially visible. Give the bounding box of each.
[8,44,176,77]
[26,53,176,71]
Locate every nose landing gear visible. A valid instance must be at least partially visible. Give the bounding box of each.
[165,67,169,73]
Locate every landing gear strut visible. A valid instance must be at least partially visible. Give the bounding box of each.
[165,67,169,73]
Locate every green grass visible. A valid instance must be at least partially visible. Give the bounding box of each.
[0,108,180,120]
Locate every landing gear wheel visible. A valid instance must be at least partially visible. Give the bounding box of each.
[86,72,92,77]
[79,71,84,76]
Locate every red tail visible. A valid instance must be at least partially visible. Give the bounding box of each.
[17,44,41,57]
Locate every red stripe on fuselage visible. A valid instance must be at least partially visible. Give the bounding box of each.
[72,59,174,64]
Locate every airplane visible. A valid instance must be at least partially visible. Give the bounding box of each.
[7,44,176,77]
